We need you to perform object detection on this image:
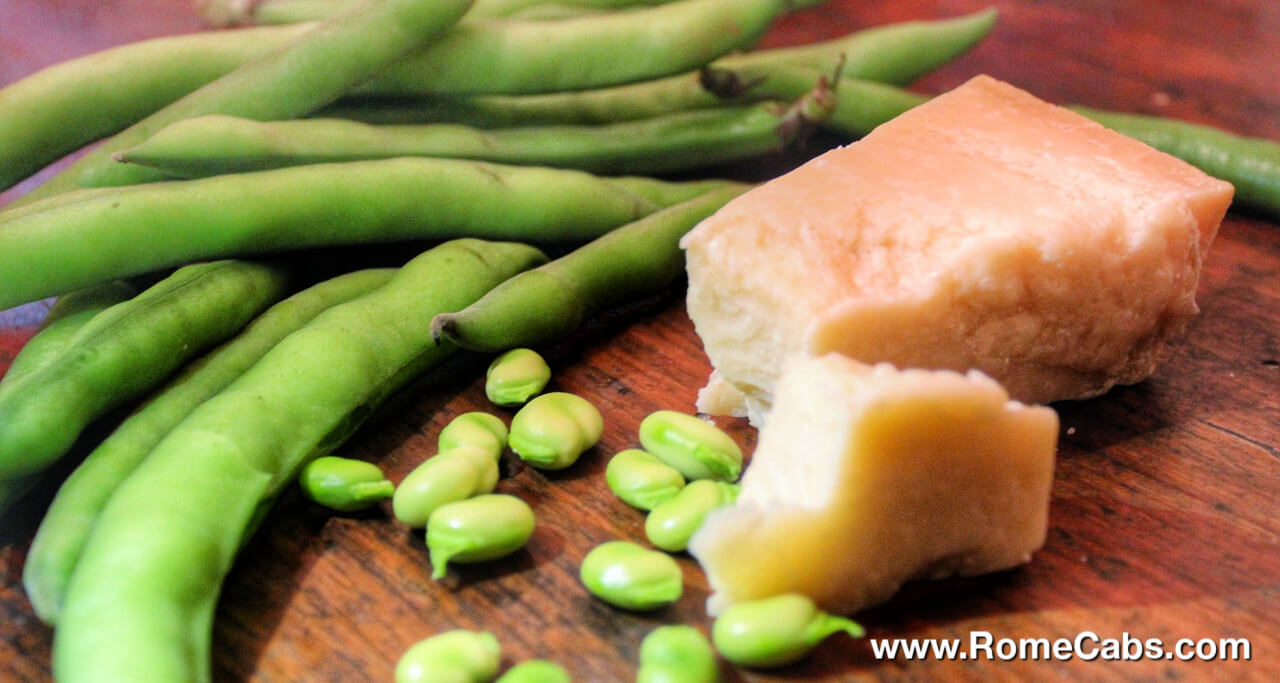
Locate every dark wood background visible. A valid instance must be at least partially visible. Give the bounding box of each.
[2,0,1278,680]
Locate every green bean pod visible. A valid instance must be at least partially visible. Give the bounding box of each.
[0,282,136,386]
[319,9,995,128]
[723,69,1280,214]
[0,158,686,311]
[53,239,546,683]
[13,0,474,205]
[202,0,680,26]
[0,24,305,194]
[0,261,290,515]
[23,268,392,625]
[712,67,928,138]
[354,0,785,97]
[0,10,991,195]
[117,102,818,178]
[432,185,746,352]
[1073,107,1280,214]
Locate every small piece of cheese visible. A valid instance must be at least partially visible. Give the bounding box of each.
[689,354,1058,616]
[682,75,1234,424]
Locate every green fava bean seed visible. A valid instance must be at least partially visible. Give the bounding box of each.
[645,480,739,552]
[496,659,571,683]
[606,449,685,511]
[442,444,501,494]
[298,456,394,511]
[438,411,508,457]
[427,494,535,579]
[579,540,681,611]
[711,594,864,669]
[509,392,603,470]
[486,348,551,406]
[393,448,495,528]
[638,411,742,481]
[395,629,502,683]
[637,625,718,683]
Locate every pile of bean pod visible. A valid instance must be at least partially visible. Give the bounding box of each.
[2,0,1275,680]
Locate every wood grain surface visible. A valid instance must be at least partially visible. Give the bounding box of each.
[2,1,1278,680]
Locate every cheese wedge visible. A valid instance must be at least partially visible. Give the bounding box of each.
[682,75,1234,424]
[688,354,1058,615]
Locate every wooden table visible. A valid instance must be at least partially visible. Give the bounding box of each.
[2,1,1277,680]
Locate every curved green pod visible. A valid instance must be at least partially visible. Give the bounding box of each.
[359,0,784,97]
[0,261,290,515]
[321,8,997,128]
[23,268,392,625]
[0,9,993,195]
[0,158,687,311]
[12,0,474,205]
[53,239,546,683]
[1073,106,1280,215]
[116,103,815,178]
[0,24,306,194]
[202,0,684,26]
[432,185,746,353]
[0,282,136,386]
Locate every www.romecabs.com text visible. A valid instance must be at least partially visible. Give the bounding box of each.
[869,631,1252,662]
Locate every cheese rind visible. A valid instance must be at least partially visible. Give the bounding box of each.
[688,354,1058,615]
[682,75,1233,421]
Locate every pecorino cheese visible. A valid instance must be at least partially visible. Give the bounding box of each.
[681,75,1234,424]
[688,354,1058,615]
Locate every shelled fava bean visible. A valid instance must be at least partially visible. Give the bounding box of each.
[485,348,551,406]
[438,411,509,455]
[299,456,394,511]
[606,449,686,511]
[579,541,682,611]
[645,480,740,552]
[509,392,603,470]
[712,594,864,668]
[393,447,499,527]
[496,660,571,683]
[395,630,502,683]
[427,494,536,579]
[637,625,719,683]
[638,411,742,481]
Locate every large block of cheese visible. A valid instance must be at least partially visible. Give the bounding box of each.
[688,354,1058,615]
[682,75,1233,423]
